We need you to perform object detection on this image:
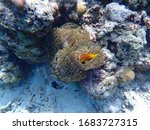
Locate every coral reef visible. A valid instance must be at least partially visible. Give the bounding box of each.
[53,0,78,25]
[122,0,149,13]
[0,0,55,86]
[80,70,119,99]
[0,0,55,35]
[0,0,78,85]
[130,51,150,71]
[0,0,150,101]
[80,2,150,98]
[0,40,26,86]
[0,0,57,62]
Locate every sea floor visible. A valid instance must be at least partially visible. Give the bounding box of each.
[0,65,150,113]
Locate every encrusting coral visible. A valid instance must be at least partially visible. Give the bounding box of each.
[116,67,135,83]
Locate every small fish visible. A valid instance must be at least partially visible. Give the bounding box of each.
[79,53,97,63]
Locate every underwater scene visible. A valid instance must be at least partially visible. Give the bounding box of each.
[0,0,150,113]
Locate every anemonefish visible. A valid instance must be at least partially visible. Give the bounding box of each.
[79,53,97,63]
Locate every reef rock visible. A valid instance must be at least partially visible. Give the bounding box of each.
[0,0,58,86]
[131,51,150,72]
[1,0,55,35]
[82,2,149,65]
[116,67,135,83]
[80,70,118,99]
[0,0,150,100]
[121,0,149,13]
[0,0,56,64]
[0,41,26,86]
[106,3,133,22]
[80,2,150,98]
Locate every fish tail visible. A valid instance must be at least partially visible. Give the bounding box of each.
[91,54,97,58]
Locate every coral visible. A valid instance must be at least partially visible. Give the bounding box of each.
[82,4,105,24]
[108,25,147,63]
[80,2,150,98]
[0,0,56,86]
[122,0,148,11]
[76,1,87,15]
[0,0,55,35]
[12,32,47,63]
[82,3,148,64]
[80,69,118,99]
[0,0,150,100]
[116,67,135,83]
[106,3,133,22]
[130,51,150,71]
[79,66,135,99]
[0,0,56,64]
[53,0,78,25]
[0,26,46,63]
[0,41,26,86]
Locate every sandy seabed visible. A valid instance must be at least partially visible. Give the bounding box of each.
[0,65,150,113]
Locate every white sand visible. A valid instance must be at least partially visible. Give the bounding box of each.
[0,65,150,113]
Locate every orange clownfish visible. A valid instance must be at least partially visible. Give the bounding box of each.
[79,53,97,63]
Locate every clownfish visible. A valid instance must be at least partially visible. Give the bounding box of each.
[79,53,97,63]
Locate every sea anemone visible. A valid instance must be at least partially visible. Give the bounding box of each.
[48,23,106,82]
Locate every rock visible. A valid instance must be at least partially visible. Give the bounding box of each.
[53,0,78,25]
[0,40,27,86]
[122,0,148,11]
[108,25,146,63]
[0,0,56,63]
[76,1,87,15]
[131,51,150,71]
[0,0,150,111]
[116,67,135,83]
[0,0,55,35]
[106,3,133,22]
[80,68,119,99]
